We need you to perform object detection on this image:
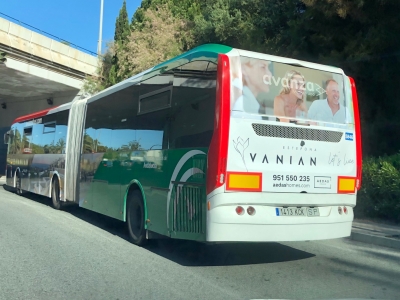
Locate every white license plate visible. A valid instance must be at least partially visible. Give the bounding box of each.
[276,207,320,217]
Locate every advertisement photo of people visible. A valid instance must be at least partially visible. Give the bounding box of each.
[230,56,353,127]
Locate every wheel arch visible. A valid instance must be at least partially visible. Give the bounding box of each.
[123,180,148,229]
[13,167,23,188]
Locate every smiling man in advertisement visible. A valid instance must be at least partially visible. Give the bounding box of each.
[308,79,350,123]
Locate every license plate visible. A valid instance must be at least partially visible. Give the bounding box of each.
[276,207,320,217]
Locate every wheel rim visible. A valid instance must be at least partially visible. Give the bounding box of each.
[129,202,143,240]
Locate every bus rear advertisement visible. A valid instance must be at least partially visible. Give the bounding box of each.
[3,44,361,245]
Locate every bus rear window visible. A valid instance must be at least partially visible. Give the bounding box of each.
[231,56,353,125]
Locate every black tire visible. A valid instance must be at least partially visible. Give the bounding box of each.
[126,190,147,246]
[51,178,62,210]
[15,172,23,196]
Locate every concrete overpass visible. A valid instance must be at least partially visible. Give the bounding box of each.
[0,16,99,175]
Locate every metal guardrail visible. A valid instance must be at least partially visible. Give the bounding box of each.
[0,11,98,57]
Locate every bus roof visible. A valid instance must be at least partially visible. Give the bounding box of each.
[12,102,72,124]
[12,43,344,124]
[86,44,234,105]
[86,43,343,105]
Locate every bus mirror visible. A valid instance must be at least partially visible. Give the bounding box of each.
[4,132,9,144]
[4,130,13,144]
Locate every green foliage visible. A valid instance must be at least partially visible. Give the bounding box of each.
[114,0,130,44]
[0,51,6,63]
[82,42,115,95]
[108,1,131,87]
[356,154,400,222]
[117,4,193,80]
[131,0,201,27]
[192,0,264,50]
[281,0,400,157]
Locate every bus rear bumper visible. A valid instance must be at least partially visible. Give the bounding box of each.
[206,205,354,242]
[207,221,352,242]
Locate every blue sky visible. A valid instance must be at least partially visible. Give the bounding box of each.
[1,0,141,55]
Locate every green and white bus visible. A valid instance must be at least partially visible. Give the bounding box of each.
[4,44,362,245]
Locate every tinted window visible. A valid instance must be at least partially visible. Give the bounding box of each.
[139,88,171,115]
[85,83,165,154]
[40,110,69,154]
[41,122,56,153]
[43,122,56,133]
[9,123,24,154]
[168,60,217,149]
[22,127,32,153]
[83,60,216,152]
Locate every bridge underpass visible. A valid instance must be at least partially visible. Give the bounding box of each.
[0,16,98,175]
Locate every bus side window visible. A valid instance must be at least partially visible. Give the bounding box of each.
[40,110,69,154]
[22,126,33,153]
[54,111,69,154]
[10,124,23,154]
[42,122,56,154]
[133,73,173,150]
[169,60,217,149]
[31,123,43,154]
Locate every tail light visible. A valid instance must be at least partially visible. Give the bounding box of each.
[247,206,256,216]
[349,77,362,190]
[206,54,231,194]
[236,206,244,215]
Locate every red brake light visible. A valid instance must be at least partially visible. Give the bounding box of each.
[349,77,362,190]
[236,206,244,215]
[206,54,231,194]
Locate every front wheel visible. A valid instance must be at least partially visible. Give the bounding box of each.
[126,190,147,246]
[51,178,62,210]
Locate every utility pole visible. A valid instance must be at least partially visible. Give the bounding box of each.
[97,0,104,56]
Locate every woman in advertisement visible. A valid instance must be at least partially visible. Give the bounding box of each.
[273,70,308,123]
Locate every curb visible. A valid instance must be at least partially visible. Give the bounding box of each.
[350,231,400,250]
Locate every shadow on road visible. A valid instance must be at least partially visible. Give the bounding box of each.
[146,239,315,267]
[2,186,316,267]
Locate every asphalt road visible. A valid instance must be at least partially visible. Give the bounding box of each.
[1,180,399,300]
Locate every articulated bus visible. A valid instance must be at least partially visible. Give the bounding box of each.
[4,44,362,245]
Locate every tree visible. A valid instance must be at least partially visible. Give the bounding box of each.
[108,0,131,86]
[82,42,116,94]
[276,0,400,156]
[0,51,7,63]
[83,132,94,153]
[192,0,264,50]
[128,140,142,151]
[118,4,193,79]
[114,0,130,44]
[55,138,66,154]
[9,129,22,154]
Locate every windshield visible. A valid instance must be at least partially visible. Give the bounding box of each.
[231,56,353,126]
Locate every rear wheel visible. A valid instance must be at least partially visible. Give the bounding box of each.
[15,172,23,195]
[126,190,147,246]
[51,178,62,210]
